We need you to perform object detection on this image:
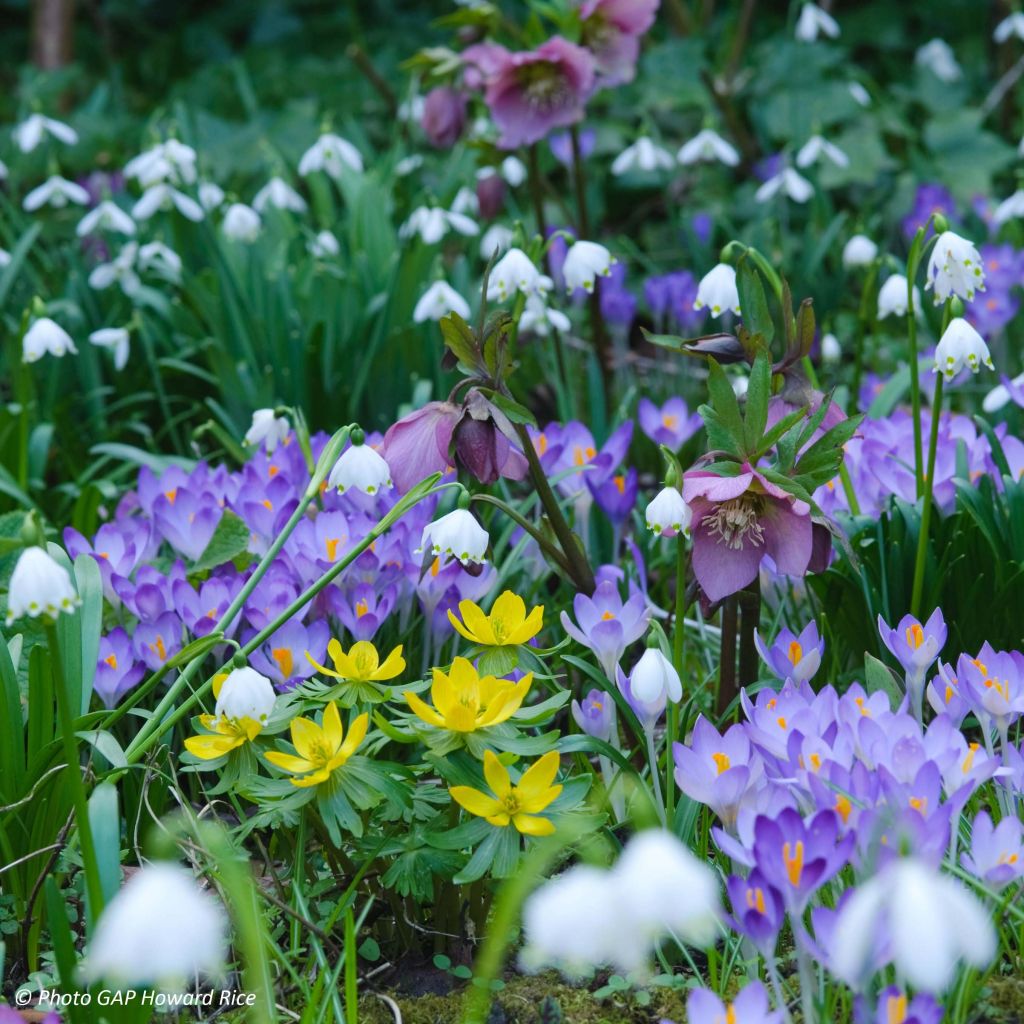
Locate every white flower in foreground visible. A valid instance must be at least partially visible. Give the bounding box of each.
[89,328,131,371]
[308,230,340,258]
[214,667,276,725]
[916,39,961,82]
[124,140,197,188]
[82,862,226,987]
[694,263,740,317]
[501,156,527,187]
[645,486,692,538]
[677,129,739,167]
[421,509,489,565]
[328,442,393,495]
[563,241,615,294]
[821,332,841,363]
[138,241,182,283]
[413,281,471,323]
[983,372,1024,414]
[5,547,80,624]
[298,133,363,179]
[487,248,552,301]
[849,81,871,107]
[994,13,1024,42]
[877,274,920,319]
[89,242,140,295]
[253,176,307,214]
[23,175,89,212]
[198,181,226,210]
[132,183,203,223]
[796,134,850,169]
[993,190,1024,227]
[612,137,674,175]
[842,234,878,268]
[927,230,985,304]
[795,3,840,41]
[831,858,995,992]
[23,318,77,363]
[519,295,571,336]
[480,223,514,260]
[755,167,813,204]
[76,200,135,237]
[400,206,479,244]
[244,409,290,453]
[934,318,993,382]
[14,113,78,153]
[221,203,261,243]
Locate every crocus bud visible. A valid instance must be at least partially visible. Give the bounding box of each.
[213,667,277,726]
[5,546,81,625]
[571,688,615,741]
[421,87,468,149]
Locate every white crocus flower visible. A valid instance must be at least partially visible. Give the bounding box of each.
[23,175,89,212]
[933,318,993,381]
[14,113,78,153]
[796,134,850,169]
[328,442,393,495]
[994,13,1024,42]
[22,318,77,363]
[198,182,225,210]
[252,176,307,214]
[221,203,261,242]
[400,206,479,244]
[755,167,813,204]
[89,328,131,371]
[82,862,226,988]
[831,858,995,993]
[76,200,136,237]
[563,241,615,294]
[308,230,340,258]
[244,409,290,453]
[842,234,878,268]
[612,137,674,175]
[983,371,1024,414]
[501,156,527,187]
[849,82,871,107]
[450,187,479,217]
[694,264,740,317]
[413,281,471,323]
[795,3,840,41]
[645,486,692,538]
[89,242,140,295]
[519,295,571,336]
[6,547,80,623]
[298,133,364,179]
[132,183,203,223]
[420,509,489,565]
[677,129,740,167]
[877,275,920,319]
[916,39,962,82]
[487,248,551,301]
[214,667,276,725]
[480,223,514,260]
[993,190,1024,227]
[138,241,182,283]
[821,333,841,363]
[927,230,985,304]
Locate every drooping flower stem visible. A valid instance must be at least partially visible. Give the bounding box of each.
[905,220,939,498]
[667,534,689,822]
[717,595,739,718]
[738,577,762,688]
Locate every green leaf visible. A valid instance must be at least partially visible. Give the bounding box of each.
[88,782,122,907]
[192,509,251,572]
[477,646,518,677]
[743,349,771,454]
[736,256,774,344]
[439,312,480,370]
[704,361,746,453]
[864,652,903,705]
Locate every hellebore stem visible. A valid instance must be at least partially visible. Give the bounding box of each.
[738,578,761,689]
[717,595,739,719]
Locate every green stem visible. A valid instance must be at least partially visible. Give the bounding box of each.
[906,273,924,498]
[667,535,688,824]
[910,371,944,618]
[851,263,879,406]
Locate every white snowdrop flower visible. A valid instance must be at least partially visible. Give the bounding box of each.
[519,295,571,336]
[877,274,920,319]
[795,3,840,41]
[821,332,841,363]
[563,240,615,294]
[849,81,871,107]
[198,181,225,210]
[214,667,276,725]
[927,230,985,304]
[630,647,682,709]
[14,114,78,153]
[76,200,135,237]
[933,317,993,382]
[420,509,489,565]
[993,190,1024,227]
[138,241,182,283]
[398,96,425,123]
[487,248,552,301]
[0,158,7,180]
[645,486,692,537]
[328,442,393,495]
[82,862,226,988]
[796,134,850,169]
[400,206,479,244]
[677,128,740,167]
[221,202,261,243]
[983,372,1024,414]
[395,154,424,177]
[132,183,203,223]
[307,230,340,258]
[994,13,1024,42]
[124,140,197,188]
[612,137,674,175]
[88,242,141,295]
[0,249,10,268]
[450,186,480,217]
[244,409,290,453]
[89,327,131,371]
[755,167,813,204]
[1019,135,1024,157]
[298,133,364,179]
[252,176,307,214]
[694,263,740,317]
[842,234,878,268]
[23,175,89,212]
[916,39,962,83]
[22,317,77,363]
[5,546,80,624]
[832,858,995,993]
[732,375,749,398]
[413,281,471,323]
[501,156,527,187]
[480,223,514,260]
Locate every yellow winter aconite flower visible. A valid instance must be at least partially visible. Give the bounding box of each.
[447,590,544,647]
[306,638,405,683]
[450,750,562,836]
[403,657,532,733]
[265,703,369,788]
[184,672,266,760]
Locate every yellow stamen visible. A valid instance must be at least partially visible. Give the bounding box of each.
[783,840,804,887]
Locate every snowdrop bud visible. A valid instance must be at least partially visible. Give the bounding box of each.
[877,275,920,319]
[795,2,840,41]
[23,175,89,212]
[993,189,1024,228]
[995,13,1024,43]
[89,327,131,371]
[252,177,307,214]
[82,862,227,987]
[308,230,340,258]
[244,409,290,453]
[849,81,871,107]
[694,264,740,317]
[842,234,878,268]
[15,114,78,153]
[5,547,81,625]
[221,203,261,242]
[933,317,993,381]
[420,509,489,565]
[821,333,841,363]
[677,129,740,167]
[645,486,692,537]
[612,137,674,175]
[916,39,961,82]
[983,372,1024,414]
[563,241,615,294]
[755,167,813,204]
[214,667,276,725]
[501,156,527,187]
[23,317,77,363]
[198,182,225,210]
[927,231,985,304]
[413,281,471,323]
[76,200,136,238]
[328,440,393,495]
[630,647,682,707]
[796,135,849,169]
[480,223,514,260]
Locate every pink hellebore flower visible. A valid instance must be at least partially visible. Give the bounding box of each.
[485,37,596,149]
[381,402,459,493]
[580,0,660,87]
[683,465,813,603]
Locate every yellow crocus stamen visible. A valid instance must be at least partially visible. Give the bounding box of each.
[712,752,731,775]
[835,795,852,823]
[324,537,340,561]
[788,641,803,665]
[271,647,294,679]
[745,887,766,914]
[962,742,980,774]
[905,623,924,650]
[104,653,117,669]
[783,840,804,887]
[887,993,908,1024]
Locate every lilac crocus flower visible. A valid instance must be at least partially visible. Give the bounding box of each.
[589,466,638,525]
[152,489,222,562]
[248,618,330,692]
[644,272,703,334]
[859,987,943,1024]
[571,688,615,741]
[172,575,240,637]
[560,578,649,680]
[901,182,956,241]
[637,396,702,450]
[132,611,182,672]
[958,645,1024,734]
[754,622,824,683]
[548,127,596,166]
[726,868,785,957]
[960,810,1024,889]
[95,628,146,708]
[65,520,150,607]
[686,982,782,1024]
[333,582,397,641]
[598,262,637,325]
[878,608,947,723]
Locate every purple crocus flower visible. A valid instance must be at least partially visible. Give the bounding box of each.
[172,575,241,637]
[95,628,146,708]
[248,618,330,692]
[571,688,615,741]
[960,810,1024,889]
[726,868,786,957]
[859,987,943,1024]
[901,182,956,241]
[65,520,150,607]
[691,212,713,245]
[926,660,970,726]
[878,609,947,723]
[589,466,638,525]
[643,272,704,334]
[548,127,596,166]
[686,982,782,1024]
[637,396,702,450]
[957,645,1024,732]
[598,261,637,326]
[132,611,182,672]
[560,577,649,679]
[243,569,301,632]
[152,489,222,562]
[332,582,397,641]
[754,622,824,683]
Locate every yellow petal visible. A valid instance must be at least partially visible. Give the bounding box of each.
[513,813,556,836]
[211,672,229,699]
[485,812,512,827]
[492,591,526,629]
[290,715,324,761]
[480,676,532,727]
[447,608,480,645]
[460,600,497,645]
[265,750,316,774]
[483,749,513,800]
[373,645,406,681]
[516,750,561,802]
[518,783,562,815]
[450,785,503,819]
[431,666,460,719]
[184,733,241,760]
[327,637,344,670]
[305,650,343,679]
[340,712,369,760]
[508,605,544,645]
[322,701,343,751]
[291,767,331,788]
[405,690,447,728]
[347,641,380,679]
